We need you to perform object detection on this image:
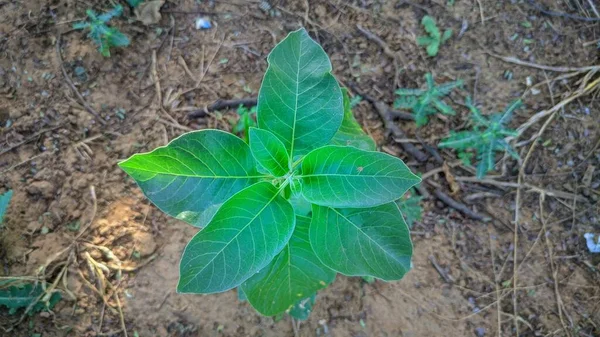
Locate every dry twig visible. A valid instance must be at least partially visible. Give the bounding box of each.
[56,35,106,125]
[188,98,258,118]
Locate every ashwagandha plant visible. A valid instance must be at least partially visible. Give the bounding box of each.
[119,28,420,319]
[394,73,463,127]
[439,98,521,178]
[417,15,452,57]
[73,5,130,57]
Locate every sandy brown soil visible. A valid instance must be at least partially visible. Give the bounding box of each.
[1,0,599,336]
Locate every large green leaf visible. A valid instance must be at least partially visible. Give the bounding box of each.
[329,88,376,151]
[257,28,343,158]
[0,190,12,224]
[299,146,421,208]
[241,216,335,316]
[178,182,295,294]
[310,203,412,280]
[249,127,290,177]
[119,130,263,228]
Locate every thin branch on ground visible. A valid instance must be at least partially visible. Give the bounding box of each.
[356,24,407,87]
[0,125,62,157]
[486,52,600,72]
[56,34,106,125]
[539,194,572,337]
[526,0,600,22]
[488,227,503,337]
[429,255,454,283]
[428,185,490,221]
[188,98,258,118]
[348,84,429,162]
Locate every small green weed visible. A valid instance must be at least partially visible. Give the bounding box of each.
[232,105,257,142]
[417,16,452,57]
[73,5,130,57]
[439,98,521,178]
[0,280,62,315]
[397,188,423,229]
[394,73,462,127]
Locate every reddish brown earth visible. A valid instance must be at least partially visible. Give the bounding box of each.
[1,1,599,336]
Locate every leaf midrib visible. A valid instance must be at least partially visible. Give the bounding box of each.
[121,166,270,179]
[288,36,302,161]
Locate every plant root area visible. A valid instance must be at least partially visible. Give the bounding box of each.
[1,0,599,336]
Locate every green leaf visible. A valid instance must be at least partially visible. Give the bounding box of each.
[439,131,481,150]
[289,294,316,321]
[177,182,295,294]
[416,36,434,46]
[422,16,440,38]
[310,203,412,280]
[300,146,420,208]
[329,88,376,151]
[257,28,344,158]
[249,127,290,177]
[241,216,335,316]
[119,130,263,228]
[0,190,12,224]
[0,281,61,315]
[442,29,453,42]
[397,190,422,229]
[426,43,439,57]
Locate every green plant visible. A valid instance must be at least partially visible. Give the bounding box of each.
[232,105,257,143]
[0,190,12,225]
[439,98,521,178]
[0,280,62,315]
[126,0,144,7]
[119,29,420,319]
[394,73,462,127]
[73,5,130,57]
[417,15,452,57]
[397,188,423,229]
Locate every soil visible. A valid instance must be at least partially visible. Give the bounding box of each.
[1,0,599,336]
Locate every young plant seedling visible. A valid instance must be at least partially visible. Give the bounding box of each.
[439,98,521,178]
[73,5,130,57]
[397,188,423,229]
[231,105,257,143]
[417,15,452,57]
[119,28,420,319]
[394,73,463,127]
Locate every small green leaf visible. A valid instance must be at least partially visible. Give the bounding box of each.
[249,128,290,177]
[0,190,13,224]
[441,29,453,42]
[0,280,61,315]
[257,28,344,158]
[178,182,295,294]
[300,146,421,208]
[242,216,335,316]
[310,203,412,280]
[397,190,422,229]
[119,130,263,228]
[329,89,376,151]
[289,294,316,321]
